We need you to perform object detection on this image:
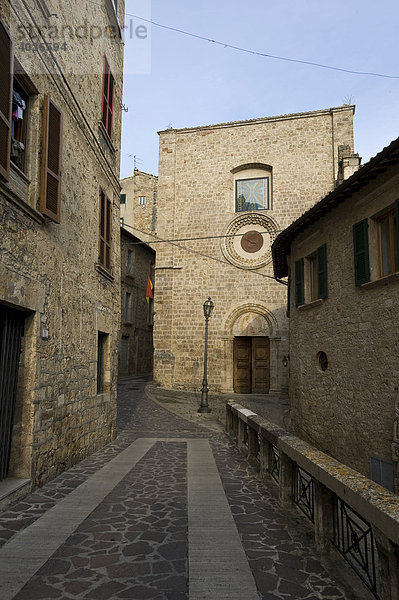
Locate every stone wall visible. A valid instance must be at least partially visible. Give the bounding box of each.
[0,0,124,488]
[120,228,155,375]
[154,107,355,395]
[120,170,158,237]
[288,162,399,490]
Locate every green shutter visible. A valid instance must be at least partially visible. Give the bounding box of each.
[394,199,399,272]
[295,258,304,306]
[317,244,328,299]
[120,193,126,204]
[353,219,370,286]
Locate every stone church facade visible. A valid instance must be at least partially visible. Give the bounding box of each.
[0,0,124,502]
[154,106,356,396]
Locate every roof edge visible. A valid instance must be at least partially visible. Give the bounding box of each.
[157,105,355,136]
[272,134,399,279]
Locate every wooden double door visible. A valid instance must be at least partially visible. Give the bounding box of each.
[233,336,270,394]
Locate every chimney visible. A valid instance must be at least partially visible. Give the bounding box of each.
[337,145,361,185]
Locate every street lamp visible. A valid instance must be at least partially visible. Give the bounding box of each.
[198,297,214,413]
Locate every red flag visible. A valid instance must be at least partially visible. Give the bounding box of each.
[146,276,153,302]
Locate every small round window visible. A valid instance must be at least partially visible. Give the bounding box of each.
[317,351,328,371]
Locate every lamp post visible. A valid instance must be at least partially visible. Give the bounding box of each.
[198,297,214,413]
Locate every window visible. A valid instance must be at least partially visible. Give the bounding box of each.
[295,244,327,307]
[120,193,126,204]
[377,209,398,277]
[101,55,114,139]
[307,244,328,301]
[236,177,269,212]
[99,190,112,270]
[353,219,370,285]
[127,249,134,276]
[97,332,108,393]
[295,258,304,307]
[125,292,132,323]
[317,351,328,372]
[138,195,146,206]
[10,79,29,173]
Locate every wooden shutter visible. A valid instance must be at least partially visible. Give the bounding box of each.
[295,258,304,306]
[99,190,111,270]
[394,199,399,271]
[353,219,370,286]
[317,244,328,299]
[40,96,63,223]
[0,18,13,182]
[101,56,114,139]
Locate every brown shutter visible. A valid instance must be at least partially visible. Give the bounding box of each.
[40,96,63,223]
[0,18,13,182]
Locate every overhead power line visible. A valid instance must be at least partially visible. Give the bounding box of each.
[121,228,282,244]
[82,1,398,79]
[122,223,288,285]
[125,12,399,80]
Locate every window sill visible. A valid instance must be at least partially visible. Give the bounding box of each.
[0,175,44,225]
[297,298,325,311]
[96,263,114,282]
[360,272,399,290]
[98,121,116,153]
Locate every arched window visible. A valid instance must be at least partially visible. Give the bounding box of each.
[231,163,272,213]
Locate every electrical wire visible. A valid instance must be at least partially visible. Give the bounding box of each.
[122,223,288,285]
[121,225,283,244]
[121,10,399,80]
[79,0,399,78]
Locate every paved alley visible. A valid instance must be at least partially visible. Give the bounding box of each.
[0,377,363,600]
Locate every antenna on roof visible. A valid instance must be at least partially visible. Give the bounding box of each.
[128,154,143,174]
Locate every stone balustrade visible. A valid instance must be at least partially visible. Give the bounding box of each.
[226,400,399,600]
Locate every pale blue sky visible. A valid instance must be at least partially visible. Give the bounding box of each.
[120,0,399,178]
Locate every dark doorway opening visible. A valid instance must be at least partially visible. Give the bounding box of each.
[0,306,25,481]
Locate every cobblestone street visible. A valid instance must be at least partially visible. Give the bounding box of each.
[0,376,365,600]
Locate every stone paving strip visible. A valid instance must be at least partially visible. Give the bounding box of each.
[0,379,359,600]
[0,438,155,600]
[188,439,259,600]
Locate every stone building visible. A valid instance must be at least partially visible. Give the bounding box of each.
[0,0,124,503]
[154,106,356,396]
[119,227,155,376]
[272,135,399,493]
[120,169,158,237]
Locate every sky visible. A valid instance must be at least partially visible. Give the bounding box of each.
[120,0,399,179]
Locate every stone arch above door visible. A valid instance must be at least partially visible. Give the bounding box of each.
[223,303,280,339]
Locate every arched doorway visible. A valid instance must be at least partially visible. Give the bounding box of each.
[223,304,281,395]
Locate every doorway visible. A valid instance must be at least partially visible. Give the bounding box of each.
[233,336,270,394]
[0,306,25,481]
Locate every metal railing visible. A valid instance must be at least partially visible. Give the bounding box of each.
[242,422,248,447]
[333,497,379,597]
[269,444,280,483]
[294,465,314,523]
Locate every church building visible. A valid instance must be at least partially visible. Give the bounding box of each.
[154,106,357,396]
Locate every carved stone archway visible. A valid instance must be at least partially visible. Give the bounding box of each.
[221,303,282,394]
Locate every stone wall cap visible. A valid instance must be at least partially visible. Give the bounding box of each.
[157,105,355,135]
